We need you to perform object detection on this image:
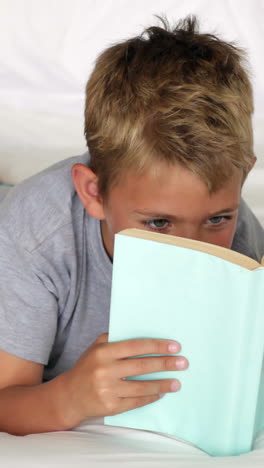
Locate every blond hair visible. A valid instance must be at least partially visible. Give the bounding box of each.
[84,16,254,196]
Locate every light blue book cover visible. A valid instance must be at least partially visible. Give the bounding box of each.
[105,229,264,457]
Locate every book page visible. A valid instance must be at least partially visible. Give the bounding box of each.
[106,233,264,456]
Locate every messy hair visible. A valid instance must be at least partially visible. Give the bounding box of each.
[84,16,254,196]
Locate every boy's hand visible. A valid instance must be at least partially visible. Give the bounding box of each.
[64,333,188,426]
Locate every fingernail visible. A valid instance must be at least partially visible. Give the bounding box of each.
[168,342,181,353]
[176,357,188,370]
[170,380,181,392]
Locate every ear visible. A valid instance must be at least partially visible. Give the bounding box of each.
[71,164,105,219]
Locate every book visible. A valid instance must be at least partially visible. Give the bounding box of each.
[105,228,264,457]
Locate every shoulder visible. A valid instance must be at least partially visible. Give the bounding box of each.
[0,152,89,252]
[232,199,264,261]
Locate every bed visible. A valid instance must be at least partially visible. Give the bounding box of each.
[0,1,263,466]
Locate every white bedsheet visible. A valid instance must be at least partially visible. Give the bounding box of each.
[1,419,264,468]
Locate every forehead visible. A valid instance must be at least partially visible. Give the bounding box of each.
[106,163,242,218]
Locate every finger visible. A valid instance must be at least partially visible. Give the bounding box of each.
[106,338,181,359]
[117,379,181,398]
[116,395,161,414]
[115,355,188,378]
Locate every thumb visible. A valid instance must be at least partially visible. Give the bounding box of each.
[94,332,109,344]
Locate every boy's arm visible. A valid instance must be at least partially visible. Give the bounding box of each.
[0,350,69,435]
[0,334,188,435]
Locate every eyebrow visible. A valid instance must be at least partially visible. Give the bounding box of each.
[134,205,239,221]
[208,206,239,216]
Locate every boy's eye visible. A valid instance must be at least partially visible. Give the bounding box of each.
[207,215,230,225]
[145,219,169,229]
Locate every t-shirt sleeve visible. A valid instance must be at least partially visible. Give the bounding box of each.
[0,229,58,365]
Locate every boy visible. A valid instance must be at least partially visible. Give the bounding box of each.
[0,16,263,436]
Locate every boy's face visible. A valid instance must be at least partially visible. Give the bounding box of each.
[100,162,242,258]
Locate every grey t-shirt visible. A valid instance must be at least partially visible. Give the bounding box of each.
[0,153,263,382]
[0,154,112,381]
